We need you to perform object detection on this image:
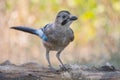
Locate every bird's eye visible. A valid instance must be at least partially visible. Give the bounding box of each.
[62,15,66,19]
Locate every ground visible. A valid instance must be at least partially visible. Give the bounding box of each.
[0,60,120,80]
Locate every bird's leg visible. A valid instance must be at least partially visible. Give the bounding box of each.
[46,50,55,71]
[56,50,67,70]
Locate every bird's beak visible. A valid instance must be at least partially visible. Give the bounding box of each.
[70,16,78,21]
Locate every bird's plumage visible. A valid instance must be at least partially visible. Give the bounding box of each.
[11,10,77,70]
[11,25,49,41]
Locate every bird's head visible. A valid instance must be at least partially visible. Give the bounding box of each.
[55,10,78,27]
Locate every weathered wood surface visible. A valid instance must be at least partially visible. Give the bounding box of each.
[0,60,120,80]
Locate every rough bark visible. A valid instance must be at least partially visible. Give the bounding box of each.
[0,60,120,80]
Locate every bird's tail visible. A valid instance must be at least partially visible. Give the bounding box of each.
[11,26,48,41]
[11,26,38,35]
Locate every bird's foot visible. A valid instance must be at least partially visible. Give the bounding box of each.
[59,65,70,71]
[48,65,59,73]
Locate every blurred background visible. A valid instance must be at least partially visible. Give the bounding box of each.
[0,0,120,67]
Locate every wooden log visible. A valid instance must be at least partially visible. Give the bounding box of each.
[0,60,120,80]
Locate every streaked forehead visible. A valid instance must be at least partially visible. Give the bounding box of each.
[58,10,70,15]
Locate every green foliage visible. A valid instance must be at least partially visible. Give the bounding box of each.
[5,0,12,10]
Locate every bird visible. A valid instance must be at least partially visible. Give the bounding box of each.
[11,10,78,71]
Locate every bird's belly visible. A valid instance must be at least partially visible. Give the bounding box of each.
[43,40,70,51]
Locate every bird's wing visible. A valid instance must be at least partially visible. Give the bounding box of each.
[69,28,74,41]
[36,24,51,41]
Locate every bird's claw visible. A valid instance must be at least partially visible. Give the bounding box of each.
[48,65,60,73]
[59,65,70,71]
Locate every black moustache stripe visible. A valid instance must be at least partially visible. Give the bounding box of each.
[61,19,68,25]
